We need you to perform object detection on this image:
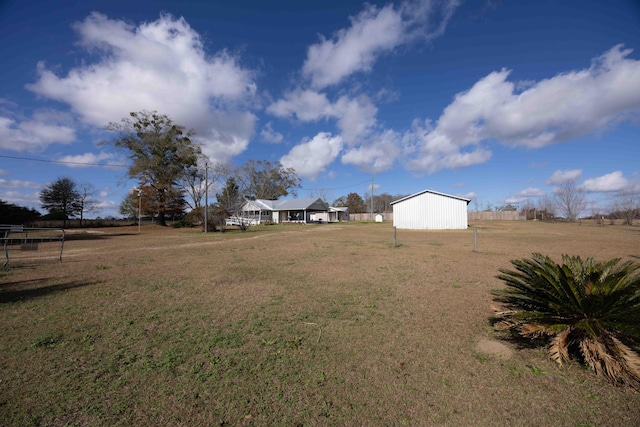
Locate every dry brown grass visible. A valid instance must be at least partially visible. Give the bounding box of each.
[1,220,639,426]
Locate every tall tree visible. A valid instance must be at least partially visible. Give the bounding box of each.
[344,192,366,213]
[216,176,242,214]
[104,111,201,226]
[235,160,301,200]
[554,181,586,221]
[40,177,81,227]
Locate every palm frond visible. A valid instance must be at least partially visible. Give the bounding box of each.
[549,328,571,365]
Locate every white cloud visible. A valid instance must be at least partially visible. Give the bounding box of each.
[195,110,256,162]
[0,115,76,152]
[404,118,492,172]
[333,95,378,144]
[266,89,333,121]
[581,171,629,192]
[461,191,477,200]
[302,1,460,89]
[405,45,640,173]
[56,151,120,168]
[504,187,545,204]
[268,1,460,174]
[342,129,401,173]
[517,187,545,197]
[26,12,257,160]
[267,90,377,144]
[0,179,41,189]
[0,190,42,209]
[547,169,582,185]
[260,122,283,143]
[280,132,343,180]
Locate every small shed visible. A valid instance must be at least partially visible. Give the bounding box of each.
[390,189,470,230]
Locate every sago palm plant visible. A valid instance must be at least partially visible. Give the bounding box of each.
[492,253,640,389]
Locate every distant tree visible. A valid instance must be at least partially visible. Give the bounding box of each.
[365,193,395,213]
[0,200,40,225]
[612,188,640,226]
[39,177,81,227]
[345,192,366,213]
[537,196,556,221]
[104,111,201,226]
[554,181,586,221]
[120,191,141,221]
[500,203,519,211]
[179,160,230,212]
[77,182,99,225]
[308,187,330,203]
[332,195,347,207]
[216,177,242,214]
[235,160,301,200]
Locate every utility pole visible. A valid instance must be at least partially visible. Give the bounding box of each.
[137,189,142,234]
[204,162,208,233]
[371,177,374,222]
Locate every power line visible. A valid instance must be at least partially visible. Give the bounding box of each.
[0,154,129,168]
[301,179,371,192]
[2,154,372,192]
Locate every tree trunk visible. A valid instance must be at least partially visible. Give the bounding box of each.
[157,211,167,226]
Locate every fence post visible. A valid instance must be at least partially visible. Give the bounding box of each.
[473,226,478,252]
[393,226,397,247]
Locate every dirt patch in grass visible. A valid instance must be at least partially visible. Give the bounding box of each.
[1,221,639,426]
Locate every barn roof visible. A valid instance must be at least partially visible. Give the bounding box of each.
[390,189,471,205]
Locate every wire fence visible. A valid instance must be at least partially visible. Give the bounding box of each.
[2,225,65,267]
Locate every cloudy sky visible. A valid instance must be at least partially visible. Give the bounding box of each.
[1,0,639,217]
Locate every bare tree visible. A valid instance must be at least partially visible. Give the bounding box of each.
[308,187,331,203]
[536,195,556,221]
[554,181,586,221]
[612,187,640,225]
[179,160,230,211]
[235,159,301,200]
[77,182,99,226]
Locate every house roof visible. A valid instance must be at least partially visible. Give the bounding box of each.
[245,198,329,211]
[390,189,471,205]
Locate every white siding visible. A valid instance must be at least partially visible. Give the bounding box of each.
[392,191,468,230]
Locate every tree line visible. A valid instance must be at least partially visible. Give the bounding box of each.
[15,111,301,228]
[5,111,639,227]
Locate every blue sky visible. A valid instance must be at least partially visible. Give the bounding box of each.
[1,0,639,217]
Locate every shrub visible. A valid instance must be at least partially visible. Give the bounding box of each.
[492,253,640,389]
[172,219,194,228]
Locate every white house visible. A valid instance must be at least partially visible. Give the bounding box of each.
[390,189,470,230]
[237,198,330,224]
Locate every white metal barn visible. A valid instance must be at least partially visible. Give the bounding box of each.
[390,189,470,230]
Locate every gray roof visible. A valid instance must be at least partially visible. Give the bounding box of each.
[245,198,329,211]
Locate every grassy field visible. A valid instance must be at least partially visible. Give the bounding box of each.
[1,220,639,426]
